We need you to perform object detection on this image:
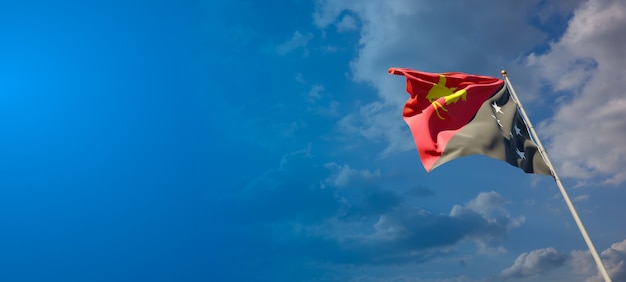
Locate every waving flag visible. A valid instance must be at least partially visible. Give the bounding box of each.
[389,68,551,175]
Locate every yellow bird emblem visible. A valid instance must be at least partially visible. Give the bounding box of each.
[426,75,468,120]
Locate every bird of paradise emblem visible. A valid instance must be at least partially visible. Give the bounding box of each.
[426,75,468,120]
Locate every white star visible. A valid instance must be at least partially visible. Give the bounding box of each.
[491,114,502,127]
[492,102,503,114]
[516,148,526,159]
[514,124,522,135]
[510,132,514,139]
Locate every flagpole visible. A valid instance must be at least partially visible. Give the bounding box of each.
[501,70,611,282]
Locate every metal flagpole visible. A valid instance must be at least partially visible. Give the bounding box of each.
[501,70,612,282]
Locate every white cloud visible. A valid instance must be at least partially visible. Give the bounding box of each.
[307,84,324,101]
[316,0,547,103]
[571,249,597,275]
[464,191,508,217]
[340,191,525,264]
[573,194,590,202]
[572,239,626,282]
[337,101,415,157]
[527,0,626,184]
[449,191,525,251]
[281,120,307,137]
[336,14,357,32]
[302,83,340,116]
[450,191,508,218]
[323,162,381,188]
[500,247,568,279]
[275,31,313,55]
[293,190,526,267]
[534,1,587,24]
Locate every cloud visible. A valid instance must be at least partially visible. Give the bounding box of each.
[236,153,524,268]
[275,31,313,55]
[306,84,324,102]
[499,247,568,279]
[323,162,381,188]
[236,146,342,224]
[462,191,509,217]
[336,14,358,32]
[313,0,549,156]
[298,191,522,266]
[570,250,597,275]
[301,83,340,116]
[340,191,523,264]
[571,239,626,282]
[500,238,626,281]
[336,101,415,157]
[449,192,525,244]
[573,194,590,202]
[527,0,626,184]
[231,148,528,280]
[533,1,587,25]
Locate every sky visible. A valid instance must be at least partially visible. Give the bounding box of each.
[1,0,626,281]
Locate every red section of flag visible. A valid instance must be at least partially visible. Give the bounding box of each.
[389,68,504,171]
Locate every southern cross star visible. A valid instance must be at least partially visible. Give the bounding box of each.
[490,114,502,127]
[492,102,503,114]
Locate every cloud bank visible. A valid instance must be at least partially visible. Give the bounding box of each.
[231,149,525,277]
[528,0,626,184]
[572,239,626,282]
[500,247,568,279]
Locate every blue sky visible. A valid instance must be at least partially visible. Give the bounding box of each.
[2,0,626,281]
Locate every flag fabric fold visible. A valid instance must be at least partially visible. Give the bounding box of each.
[389,67,551,175]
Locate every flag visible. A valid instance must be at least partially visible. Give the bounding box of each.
[389,67,551,175]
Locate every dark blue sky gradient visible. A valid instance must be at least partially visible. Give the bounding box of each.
[1,1,220,281]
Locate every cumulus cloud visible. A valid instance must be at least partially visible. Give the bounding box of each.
[533,1,587,25]
[307,84,324,101]
[239,154,524,267]
[336,14,358,32]
[314,0,549,156]
[500,247,568,279]
[450,192,525,244]
[323,162,381,188]
[299,83,340,116]
[573,194,590,202]
[499,238,626,281]
[300,191,523,266]
[462,191,509,217]
[497,240,626,282]
[527,0,626,184]
[343,191,523,264]
[336,101,415,156]
[235,149,530,279]
[572,239,626,282]
[571,249,597,275]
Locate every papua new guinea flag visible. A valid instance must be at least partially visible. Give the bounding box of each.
[389,68,551,175]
